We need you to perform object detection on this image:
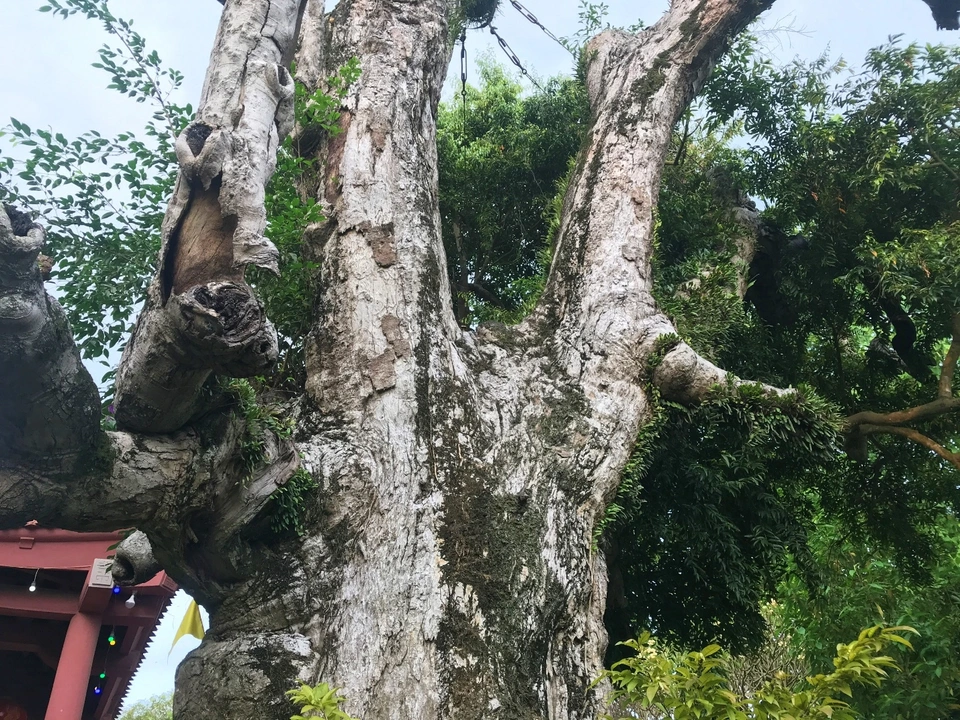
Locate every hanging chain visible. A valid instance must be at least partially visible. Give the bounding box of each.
[460,30,468,139]
[488,25,545,92]
[507,0,575,56]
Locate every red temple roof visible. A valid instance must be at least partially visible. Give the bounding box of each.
[0,527,177,720]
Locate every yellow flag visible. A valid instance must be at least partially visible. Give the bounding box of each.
[169,599,205,655]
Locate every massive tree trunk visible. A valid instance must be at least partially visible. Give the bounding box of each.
[1,1,779,718]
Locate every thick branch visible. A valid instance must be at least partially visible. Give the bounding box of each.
[114,0,306,433]
[463,281,505,308]
[0,430,197,532]
[112,530,162,586]
[858,423,960,470]
[531,0,774,385]
[1,413,300,603]
[0,207,104,475]
[299,0,459,414]
[653,341,792,404]
[115,283,279,433]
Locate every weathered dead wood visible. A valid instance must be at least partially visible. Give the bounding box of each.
[113,530,163,585]
[113,0,306,434]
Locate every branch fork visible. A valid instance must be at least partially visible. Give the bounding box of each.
[844,312,960,468]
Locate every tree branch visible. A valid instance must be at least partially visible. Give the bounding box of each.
[840,313,959,463]
[0,430,197,533]
[938,312,960,398]
[113,0,306,433]
[530,0,774,383]
[0,206,104,475]
[858,423,960,471]
[652,341,792,404]
[844,396,960,430]
[1,414,301,605]
[464,281,506,308]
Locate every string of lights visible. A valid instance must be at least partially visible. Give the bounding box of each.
[94,628,116,696]
[25,571,138,698]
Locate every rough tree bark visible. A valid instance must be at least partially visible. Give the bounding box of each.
[2,0,864,718]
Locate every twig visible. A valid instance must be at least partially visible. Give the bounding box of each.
[672,113,692,167]
[106,16,180,142]
[858,424,960,471]
[927,143,960,185]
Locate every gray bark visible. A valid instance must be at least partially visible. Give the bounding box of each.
[113,530,162,586]
[0,1,788,719]
[175,2,778,719]
[0,209,103,476]
[113,0,306,433]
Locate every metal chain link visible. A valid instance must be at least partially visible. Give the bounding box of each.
[507,0,575,56]
[488,25,545,92]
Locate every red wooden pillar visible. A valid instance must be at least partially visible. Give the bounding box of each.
[43,556,115,720]
[44,611,101,720]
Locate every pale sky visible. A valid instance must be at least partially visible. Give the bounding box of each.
[0,0,953,712]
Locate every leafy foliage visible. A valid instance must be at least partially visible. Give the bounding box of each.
[250,58,361,389]
[698,36,960,569]
[603,385,841,655]
[600,626,916,720]
[437,60,588,325]
[287,683,357,720]
[776,518,960,719]
[271,468,320,537]
[0,0,190,367]
[119,693,173,720]
[703,37,960,386]
[218,378,294,482]
[599,35,960,656]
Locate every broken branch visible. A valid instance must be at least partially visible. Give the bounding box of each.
[0,206,104,475]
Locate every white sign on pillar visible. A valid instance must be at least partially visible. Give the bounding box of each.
[89,558,114,588]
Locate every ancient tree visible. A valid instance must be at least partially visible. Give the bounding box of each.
[2,0,957,718]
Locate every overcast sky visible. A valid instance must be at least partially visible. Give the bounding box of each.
[0,0,953,711]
